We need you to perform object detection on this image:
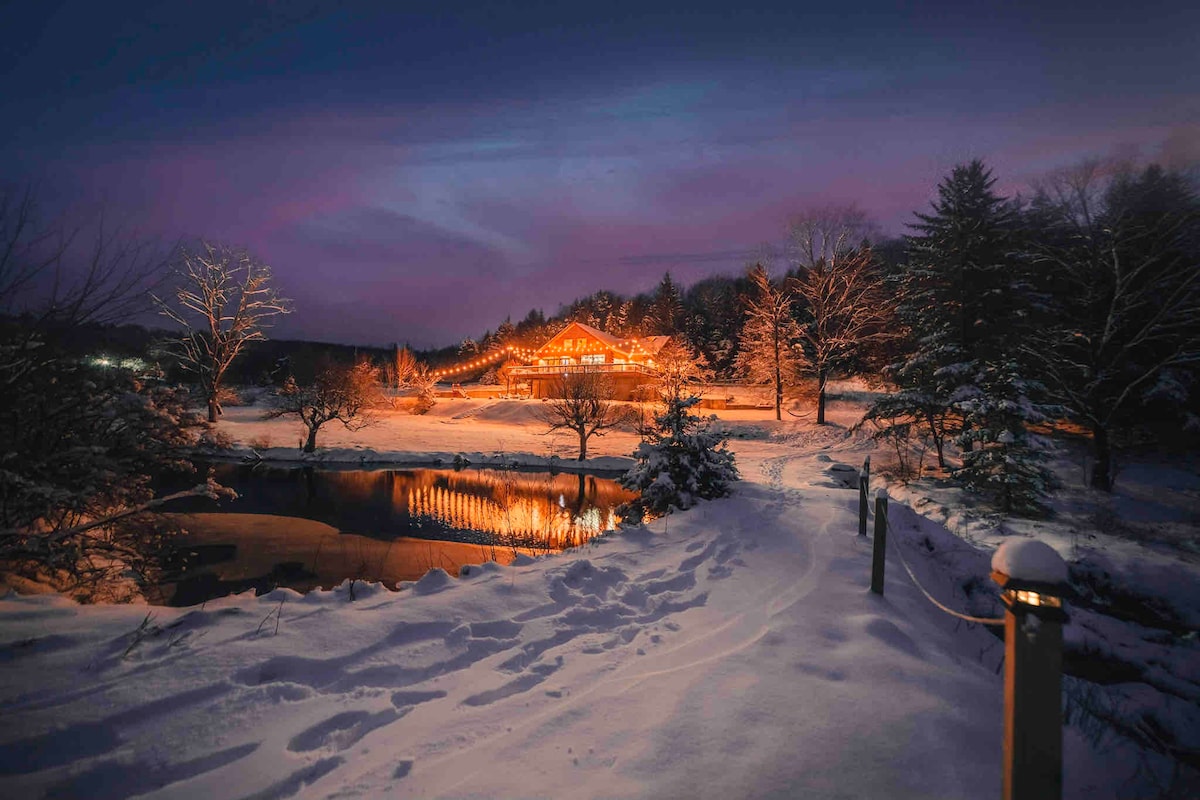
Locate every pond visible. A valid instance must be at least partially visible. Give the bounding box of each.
[159,463,636,605]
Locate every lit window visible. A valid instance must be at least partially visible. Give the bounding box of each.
[581,354,604,365]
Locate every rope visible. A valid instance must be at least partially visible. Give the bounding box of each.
[878,509,1005,627]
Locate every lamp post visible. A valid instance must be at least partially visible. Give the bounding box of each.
[991,539,1070,800]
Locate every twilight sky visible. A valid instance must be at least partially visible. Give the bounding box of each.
[3,1,1198,348]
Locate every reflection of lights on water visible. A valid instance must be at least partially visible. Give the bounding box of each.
[396,470,634,550]
[576,508,601,531]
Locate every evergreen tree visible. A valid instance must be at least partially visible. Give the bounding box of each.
[867,160,1052,511]
[620,393,738,523]
[610,300,633,336]
[591,291,616,331]
[515,309,552,347]
[649,272,684,335]
[495,317,516,345]
[683,276,745,379]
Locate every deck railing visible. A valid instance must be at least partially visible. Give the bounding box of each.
[509,363,655,377]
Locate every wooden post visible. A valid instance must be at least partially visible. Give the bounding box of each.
[991,540,1069,800]
[869,490,887,594]
[858,474,868,537]
[858,456,870,537]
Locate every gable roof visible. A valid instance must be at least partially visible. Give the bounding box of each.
[536,322,671,359]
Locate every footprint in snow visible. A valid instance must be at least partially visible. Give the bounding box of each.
[236,756,343,800]
[287,708,400,753]
[390,689,448,709]
[40,743,260,800]
[462,656,564,706]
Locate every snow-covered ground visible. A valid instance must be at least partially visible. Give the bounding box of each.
[2,385,1197,798]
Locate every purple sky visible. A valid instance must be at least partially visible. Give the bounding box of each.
[3,1,1198,347]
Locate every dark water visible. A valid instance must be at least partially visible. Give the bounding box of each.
[182,462,636,548]
[158,463,636,605]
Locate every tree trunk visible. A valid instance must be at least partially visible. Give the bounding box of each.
[1091,423,1112,491]
[816,369,827,425]
[774,367,783,421]
[207,393,219,423]
[927,410,946,468]
[578,430,587,461]
[303,425,319,454]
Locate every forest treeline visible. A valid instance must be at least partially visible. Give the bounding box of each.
[2,154,1197,567]
[454,159,1200,509]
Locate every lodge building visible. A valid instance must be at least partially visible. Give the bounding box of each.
[509,321,670,400]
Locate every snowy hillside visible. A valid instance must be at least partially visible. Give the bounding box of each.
[1,388,1197,798]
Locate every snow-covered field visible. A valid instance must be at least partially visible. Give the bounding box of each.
[2,386,1197,798]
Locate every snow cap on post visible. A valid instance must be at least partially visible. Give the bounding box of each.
[875,487,888,501]
[991,540,1067,585]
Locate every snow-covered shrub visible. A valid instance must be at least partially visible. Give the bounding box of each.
[619,395,738,523]
[0,354,217,600]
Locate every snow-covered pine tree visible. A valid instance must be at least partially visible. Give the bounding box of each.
[609,300,633,336]
[458,337,480,357]
[620,393,738,523]
[954,359,1055,515]
[867,160,1053,511]
[683,276,744,379]
[495,317,516,345]
[649,272,685,335]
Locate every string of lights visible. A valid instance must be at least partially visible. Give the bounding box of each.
[430,331,665,380]
[431,344,538,379]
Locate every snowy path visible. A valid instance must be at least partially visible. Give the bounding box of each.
[1,438,1136,798]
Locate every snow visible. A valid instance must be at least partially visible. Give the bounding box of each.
[2,382,1197,798]
[991,539,1069,585]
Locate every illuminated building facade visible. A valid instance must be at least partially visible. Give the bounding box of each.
[509,321,670,400]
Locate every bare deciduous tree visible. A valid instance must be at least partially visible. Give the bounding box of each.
[1,186,223,600]
[382,344,421,407]
[156,241,291,422]
[736,263,802,420]
[393,345,418,388]
[1029,162,1200,490]
[266,358,383,453]
[537,372,633,460]
[787,204,879,268]
[789,207,896,424]
[651,338,712,403]
[2,185,171,328]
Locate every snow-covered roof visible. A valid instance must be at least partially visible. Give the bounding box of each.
[538,321,671,359]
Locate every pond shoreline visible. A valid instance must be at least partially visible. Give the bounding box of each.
[160,512,538,606]
[193,445,636,477]
[158,462,637,604]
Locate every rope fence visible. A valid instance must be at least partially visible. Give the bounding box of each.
[854,456,1070,799]
[857,457,1002,624]
[881,513,1004,626]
